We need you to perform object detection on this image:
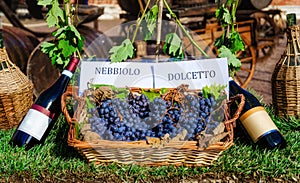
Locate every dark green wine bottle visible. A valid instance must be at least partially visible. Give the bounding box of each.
[10,57,80,150]
[229,78,286,149]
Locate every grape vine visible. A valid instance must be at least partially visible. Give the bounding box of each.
[109,0,209,63]
[37,0,84,69]
[215,0,244,77]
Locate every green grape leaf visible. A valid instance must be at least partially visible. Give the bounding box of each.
[116,88,129,100]
[141,89,161,102]
[58,39,77,58]
[144,5,158,41]
[159,88,169,95]
[40,41,56,55]
[214,36,224,49]
[55,52,64,65]
[45,14,57,28]
[109,39,135,62]
[88,84,116,89]
[215,5,232,26]
[78,36,84,52]
[37,0,52,6]
[218,45,241,68]
[48,47,59,58]
[228,31,245,53]
[69,25,83,41]
[163,33,184,59]
[202,84,227,100]
[85,97,96,110]
[53,26,66,37]
[44,0,65,28]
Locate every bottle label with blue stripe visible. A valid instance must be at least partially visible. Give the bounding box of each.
[240,106,278,143]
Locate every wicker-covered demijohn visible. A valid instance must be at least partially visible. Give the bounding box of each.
[61,86,244,167]
[0,47,34,129]
[271,13,300,118]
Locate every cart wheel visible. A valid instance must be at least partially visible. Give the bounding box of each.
[234,43,256,88]
[251,12,278,60]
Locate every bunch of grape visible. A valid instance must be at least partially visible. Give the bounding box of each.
[87,91,219,142]
[151,100,182,138]
[178,93,217,140]
[89,98,155,141]
[128,94,150,118]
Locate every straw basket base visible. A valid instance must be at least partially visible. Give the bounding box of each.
[68,139,233,166]
[0,47,33,129]
[0,89,33,129]
[272,64,300,118]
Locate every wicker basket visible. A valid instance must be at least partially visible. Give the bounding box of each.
[271,24,300,118]
[61,86,244,166]
[0,47,34,129]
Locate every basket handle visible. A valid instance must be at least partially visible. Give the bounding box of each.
[223,94,245,141]
[61,88,85,144]
[226,94,245,125]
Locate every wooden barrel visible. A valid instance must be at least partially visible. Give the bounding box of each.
[173,0,208,7]
[238,0,272,10]
[27,25,113,97]
[118,0,142,15]
[118,0,160,15]
[1,26,40,74]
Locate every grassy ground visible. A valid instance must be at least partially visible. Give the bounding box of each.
[0,105,299,182]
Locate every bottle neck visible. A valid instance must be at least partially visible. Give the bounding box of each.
[287,13,296,27]
[286,25,300,66]
[0,29,4,49]
[229,78,241,95]
[65,57,80,73]
[62,57,80,78]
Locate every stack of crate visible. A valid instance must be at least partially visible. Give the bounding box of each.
[89,0,122,20]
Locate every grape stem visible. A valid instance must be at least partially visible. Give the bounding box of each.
[163,0,209,58]
[131,0,209,58]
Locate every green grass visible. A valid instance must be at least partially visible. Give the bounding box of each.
[0,106,299,182]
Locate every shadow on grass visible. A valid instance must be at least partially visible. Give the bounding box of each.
[46,114,84,161]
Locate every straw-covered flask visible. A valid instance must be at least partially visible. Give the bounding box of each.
[271,13,300,118]
[0,16,34,129]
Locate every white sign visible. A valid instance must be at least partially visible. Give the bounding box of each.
[78,58,229,95]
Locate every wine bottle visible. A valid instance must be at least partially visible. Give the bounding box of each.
[10,56,80,150]
[229,78,286,149]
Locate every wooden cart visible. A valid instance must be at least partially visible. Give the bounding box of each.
[165,1,285,88]
[119,0,285,88]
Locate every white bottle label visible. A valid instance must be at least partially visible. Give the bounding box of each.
[240,106,278,143]
[17,105,53,141]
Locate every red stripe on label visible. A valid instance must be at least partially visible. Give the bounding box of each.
[31,104,55,119]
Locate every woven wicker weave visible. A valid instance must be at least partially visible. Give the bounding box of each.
[0,47,33,129]
[61,86,244,166]
[272,24,300,118]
